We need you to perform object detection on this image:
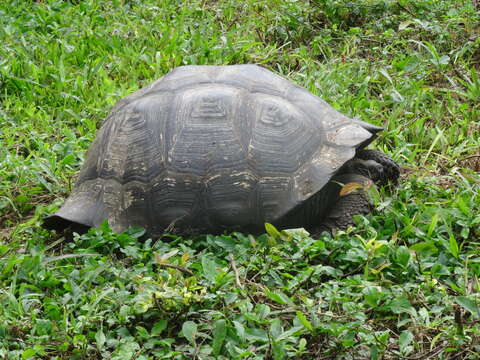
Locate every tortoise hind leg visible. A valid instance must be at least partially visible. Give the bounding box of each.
[312,173,373,236]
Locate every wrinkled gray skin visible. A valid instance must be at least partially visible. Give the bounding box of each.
[293,149,399,235]
[44,65,399,237]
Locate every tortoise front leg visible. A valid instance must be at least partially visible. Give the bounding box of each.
[313,149,399,236]
[312,173,373,236]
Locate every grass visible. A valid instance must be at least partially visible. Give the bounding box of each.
[0,0,479,358]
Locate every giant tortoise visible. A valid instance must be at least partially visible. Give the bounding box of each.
[44,65,399,236]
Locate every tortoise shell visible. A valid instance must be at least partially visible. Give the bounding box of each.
[49,65,381,235]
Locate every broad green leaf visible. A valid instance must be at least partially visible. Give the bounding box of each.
[395,246,410,268]
[181,252,189,264]
[201,255,217,283]
[364,287,384,307]
[212,319,227,356]
[22,349,37,360]
[370,345,379,360]
[388,297,416,316]
[448,235,459,258]
[233,321,246,342]
[265,290,294,306]
[409,242,438,256]
[455,296,480,318]
[438,55,450,65]
[431,263,451,277]
[245,327,269,342]
[430,332,443,351]
[155,249,179,264]
[399,330,413,354]
[265,223,281,244]
[378,68,393,85]
[272,341,286,360]
[255,304,271,319]
[341,330,356,347]
[455,196,470,216]
[111,341,140,360]
[398,20,414,30]
[296,311,313,331]
[182,321,197,344]
[212,235,237,251]
[270,318,283,338]
[445,279,463,294]
[95,329,106,350]
[126,226,145,239]
[281,228,310,239]
[298,338,307,352]
[60,153,76,165]
[152,320,168,336]
[427,213,439,236]
[275,326,304,341]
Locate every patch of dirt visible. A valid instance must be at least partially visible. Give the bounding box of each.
[0,211,22,231]
[401,165,457,188]
[458,153,480,172]
[0,226,14,243]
